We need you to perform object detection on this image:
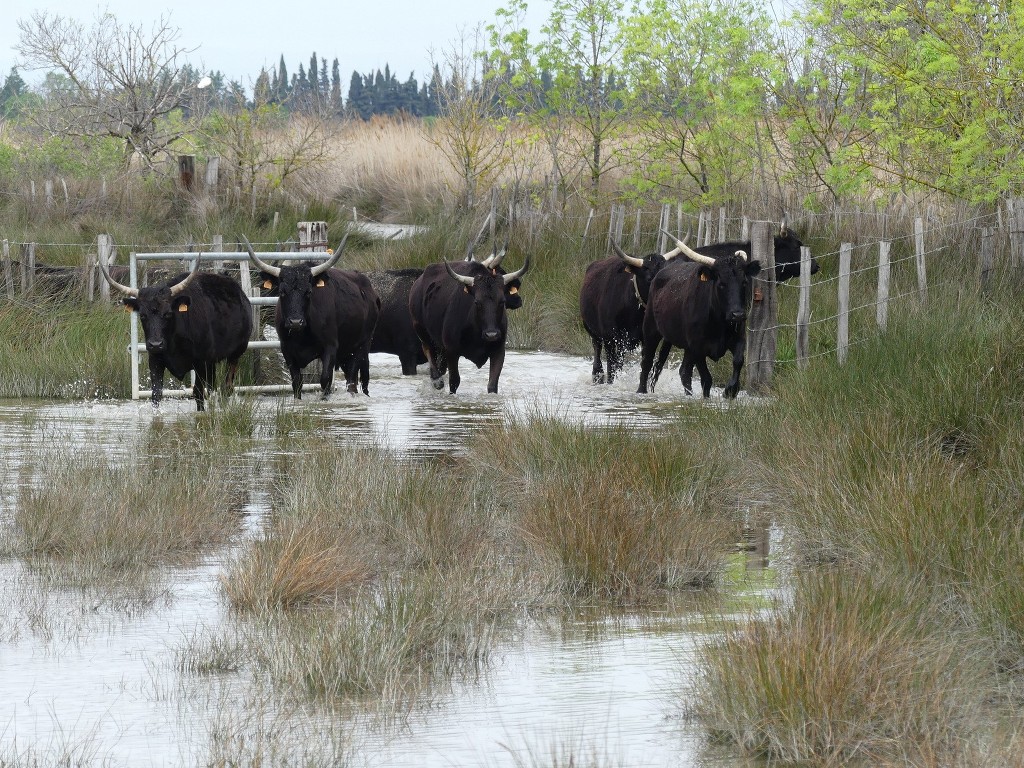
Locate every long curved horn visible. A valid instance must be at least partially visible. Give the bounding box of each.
[484,237,510,268]
[242,235,281,277]
[611,240,644,268]
[445,260,476,287]
[502,252,531,285]
[169,253,202,296]
[310,234,347,276]
[658,229,691,260]
[97,252,138,297]
[660,228,715,266]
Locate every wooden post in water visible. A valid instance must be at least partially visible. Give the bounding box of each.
[914,216,927,303]
[837,242,852,364]
[796,246,812,369]
[877,240,891,331]
[2,239,12,300]
[745,221,776,395]
[980,226,995,294]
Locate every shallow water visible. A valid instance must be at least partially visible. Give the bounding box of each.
[0,351,769,766]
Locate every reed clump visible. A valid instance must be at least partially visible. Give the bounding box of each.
[7,430,246,576]
[472,415,747,602]
[694,570,988,766]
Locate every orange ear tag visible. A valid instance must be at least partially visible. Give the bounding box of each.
[463,286,470,294]
[124,305,133,313]
[263,280,273,289]
[700,273,708,282]
[316,279,326,287]
[508,286,518,295]
[624,266,633,274]
[178,304,189,312]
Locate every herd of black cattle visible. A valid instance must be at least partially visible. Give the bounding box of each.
[96,223,819,411]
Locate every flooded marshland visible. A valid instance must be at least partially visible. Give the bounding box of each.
[0,351,773,767]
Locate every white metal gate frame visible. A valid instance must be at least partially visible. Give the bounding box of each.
[128,249,331,400]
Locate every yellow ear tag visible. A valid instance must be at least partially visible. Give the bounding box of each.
[124,305,133,313]
[263,280,273,290]
[178,304,188,312]
[624,266,633,274]
[463,286,470,294]
[316,278,326,288]
[700,273,708,282]
[508,286,518,295]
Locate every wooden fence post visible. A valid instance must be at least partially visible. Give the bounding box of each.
[657,205,669,253]
[746,221,776,394]
[2,239,12,300]
[178,155,196,191]
[582,208,595,243]
[796,246,812,369]
[84,249,96,302]
[632,209,641,251]
[21,243,35,293]
[298,221,329,252]
[837,242,852,364]
[877,241,891,331]
[1010,198,1024,271]
[741,216,750,241]
[696,211,705,247]
[914,216,927,302]
[98,234,112,303]
[212,234,224,273]
[44,180,54,208]
[205,156,220,189]
[980,226,995,294]
[718,206,726,242]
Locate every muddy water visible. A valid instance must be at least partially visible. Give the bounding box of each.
[0,351,769,767]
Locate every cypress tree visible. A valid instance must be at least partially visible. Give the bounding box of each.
[277,55,289,103]
[331,58,342,115]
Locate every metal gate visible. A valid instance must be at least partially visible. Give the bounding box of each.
[126,249,333,400]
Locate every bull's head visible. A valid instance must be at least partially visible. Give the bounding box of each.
[614,235,688,305]
[445,253,531,343]
[99,254,201,353]
[243,235,346,332]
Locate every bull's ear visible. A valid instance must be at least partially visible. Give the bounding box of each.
[745,260,762,278]
[123,297,138,312]
[175,296,192,313]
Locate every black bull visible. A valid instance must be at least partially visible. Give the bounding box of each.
[638,248,761,399]
[244,237,380,399]
[98,257,252,411]
[409,256,530,394]
[367,262,523,376]
[579,240,686,384]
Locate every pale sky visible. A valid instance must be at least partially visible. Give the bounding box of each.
[1,1,552,89]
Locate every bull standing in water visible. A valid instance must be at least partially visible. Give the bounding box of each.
[243,235,380,399]
[99,256,252,411]
[409,252,530,394]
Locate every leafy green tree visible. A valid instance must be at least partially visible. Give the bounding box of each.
[0,67,30,118]
[490,0,629,201]
[619,0,780,206]
[803,0,1024,202]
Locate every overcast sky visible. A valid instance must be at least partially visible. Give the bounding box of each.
[1,1,552,88]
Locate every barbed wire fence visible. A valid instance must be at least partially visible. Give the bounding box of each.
[2,195,1021,389]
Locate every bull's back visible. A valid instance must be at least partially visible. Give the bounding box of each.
[178,273,252,361]
[580,258,637,337]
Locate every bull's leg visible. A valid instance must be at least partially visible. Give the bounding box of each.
[590,337,605,384]
[223,357,240,395]
[606,341,621,384]
[486,347,505,394]
[400,352,418,376]
[723,346,745,399]
[680,349,696,396]
[319,349,336,399]
[637,334,661,394]
[358,350,370,395]
[694,357,714,398]
[448,354,462,394]
[424,344,446,390]
[652,341,672,387]
[148,358,166,407]
[285,357,304,399]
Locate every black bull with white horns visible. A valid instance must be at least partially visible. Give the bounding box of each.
[409,250,531,394]
[689,216,818,282]
[98,254,253,411]
[366,240,523,376]
[243,235,381,399]
[638,233,761,399]
[578,237,688,384]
